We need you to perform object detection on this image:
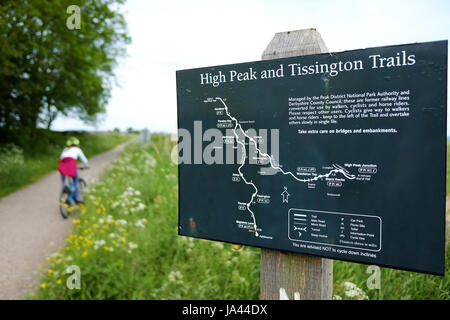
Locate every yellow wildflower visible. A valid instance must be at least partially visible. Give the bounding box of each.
[47,269,53,275]
[57,279,62,285]
[40,283,47,289]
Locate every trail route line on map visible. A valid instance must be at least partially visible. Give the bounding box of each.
[214,97,357,238]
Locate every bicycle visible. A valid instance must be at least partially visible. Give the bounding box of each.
[59,167,88,219]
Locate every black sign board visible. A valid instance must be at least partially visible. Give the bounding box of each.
[176,41,447,275]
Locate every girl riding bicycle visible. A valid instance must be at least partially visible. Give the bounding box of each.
[58,137,89,204]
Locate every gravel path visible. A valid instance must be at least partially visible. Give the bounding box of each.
[0,143,127,299]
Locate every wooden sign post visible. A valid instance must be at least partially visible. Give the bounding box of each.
[260,29,333,300]
[140,128,151,147]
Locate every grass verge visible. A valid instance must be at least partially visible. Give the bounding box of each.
[33,135,259,299]
[33,134,449,299]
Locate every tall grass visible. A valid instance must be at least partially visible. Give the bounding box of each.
[0,132,132,198]
[33,135,259,299]
[333,248,449,299]
[33,134,449,300]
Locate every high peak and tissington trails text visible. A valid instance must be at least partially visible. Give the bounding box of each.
[200,50,416,87]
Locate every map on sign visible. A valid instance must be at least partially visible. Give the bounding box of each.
[211,96,371,240]
[176,41,447,275]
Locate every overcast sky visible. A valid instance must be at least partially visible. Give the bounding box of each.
[52,0,450,134]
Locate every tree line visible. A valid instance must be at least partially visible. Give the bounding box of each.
[0,0,130,144]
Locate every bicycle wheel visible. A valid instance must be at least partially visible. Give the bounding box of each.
[59,189,71,219]
[59,179,76,219]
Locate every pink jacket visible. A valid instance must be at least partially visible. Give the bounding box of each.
[58,157,77,177]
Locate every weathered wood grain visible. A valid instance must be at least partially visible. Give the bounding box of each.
[260,28,333,300]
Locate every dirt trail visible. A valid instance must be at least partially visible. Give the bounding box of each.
[0,143,127,299]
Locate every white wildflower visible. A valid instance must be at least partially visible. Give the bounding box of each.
[116,219,127,226]
[94,239,106,250]
[168,271,183,284]
[211,242,224,250]
[135,219,147,228]
[343,281,369,300]
[128,242,138,249]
